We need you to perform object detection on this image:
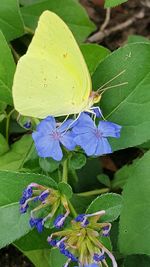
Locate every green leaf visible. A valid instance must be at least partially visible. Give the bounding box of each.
[0,171,57,206]
[112,157,140,189]
[0,203,30,249]
[0,135,33,171]
[15,231,51,267]
[69,153,86,170]
[86,193,123,222]
[77,157,102,192]
[14,228,50,251]
[21,0,95,43]
[39,157,60,173]
[58,182,73,199]
[119,150,150,255]
[92,43,150,150]
[97,174,111,187]
[20,0,45,5]
[0,170,57,248]
[0,133,9,156]
[50,248,66,267]
[23,249,50,267]
[0,101,7,112]
[124,255,150,267]
[0,0,24,41]
[139,139,150,149]
[71,194,94,215]
[127,34,150,44]
[0,31,15,105]
[104,0,128,8]
[80,44,110,75]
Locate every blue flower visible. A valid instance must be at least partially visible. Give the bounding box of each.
[89,106,102,118]
[32,116,76,161]
[72,113,121,156]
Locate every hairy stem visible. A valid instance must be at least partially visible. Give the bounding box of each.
[62,159,68,183]
[68,199,77,218]
[6,109,15,143]
[76,188,109,197]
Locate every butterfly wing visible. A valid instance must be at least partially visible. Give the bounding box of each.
[12,10,91,118]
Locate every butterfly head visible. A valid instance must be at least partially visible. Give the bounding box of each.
[88,91,101,108]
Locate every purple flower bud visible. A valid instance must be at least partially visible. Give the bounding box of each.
[19,196,26,205]
[58,242,66,250]
[38,189,49,202]
[20,204,29,214]
[24,121,31,129]
[54,214,66,229]
[93,253,106,262]
[75,214,85,222]
[23,187,33,199]
[75,214,89,226]
[36,218,43,233]
[29,217,43,232]
[60,249,78,262]
[29,217,36,227]
[102,225,111,237]
[48,239,57,247]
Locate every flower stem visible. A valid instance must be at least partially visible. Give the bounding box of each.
[76,188,109,197]
[68,200,77,218]
[70,169,78,183]
[62,159,68,183]
[6,109,15,143]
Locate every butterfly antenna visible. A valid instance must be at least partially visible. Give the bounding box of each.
[100,82,128,96]
[96,69,128,94]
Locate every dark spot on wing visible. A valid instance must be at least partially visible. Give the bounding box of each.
[43,78,47,87]
[63,53,68,58]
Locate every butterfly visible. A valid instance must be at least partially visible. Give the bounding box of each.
[12,10,100,119]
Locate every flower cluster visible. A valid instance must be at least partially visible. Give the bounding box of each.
[20,184,117,267]
[32,111,121,161]
[48,210,117,267]
[19,183,70,232]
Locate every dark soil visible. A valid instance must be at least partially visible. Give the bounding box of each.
[1,0,150,266]
[0,246,33,267]
[80,0,150,50]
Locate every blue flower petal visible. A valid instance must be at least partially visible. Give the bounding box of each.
[90,106,102,118]
[95,137,112,156]
[36,116,56,134]
[60,131,76,151]
[32,132,53,158]
[49,140,63,161]
[98,121,122,138]
[58,119,74,133]
[72,113,95,134]
[32,132,63,160]
[74,132,97,156]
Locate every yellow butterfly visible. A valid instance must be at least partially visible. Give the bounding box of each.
[12,10,100,119]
